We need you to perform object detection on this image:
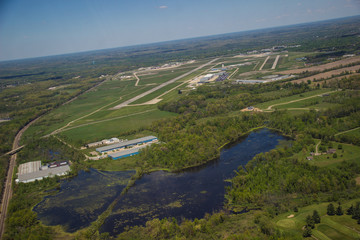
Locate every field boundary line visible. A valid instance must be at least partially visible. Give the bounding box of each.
[265,90,337,110]
[334,126,360,137]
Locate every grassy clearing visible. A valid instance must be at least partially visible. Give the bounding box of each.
[310,143,360,168]
[275,52,315,71]
[256,89,333,110]
[232,64,257,78]
[131,81,185,104]
[273,96,341,111]
[72,105,158,126]
[23,80,154,139]
[339,128,360,138]
[295,141,360,168]
[263,56,276,70]
[85,154,143,171]
[137,65,198,85]
[58,109,176,145]
[274,199,360,240]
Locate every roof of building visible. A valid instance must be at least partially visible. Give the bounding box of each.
[17,165,70,183]
[18,161,41,175]
[96,136,157,153]
[108,145,148,159]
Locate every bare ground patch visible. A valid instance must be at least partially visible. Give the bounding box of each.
[279,56,360,74]
[356,176,360,185]
[290,66,360,83]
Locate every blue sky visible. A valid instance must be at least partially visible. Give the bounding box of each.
[0,0,359,61]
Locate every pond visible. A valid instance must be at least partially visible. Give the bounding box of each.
[34,128,286,235]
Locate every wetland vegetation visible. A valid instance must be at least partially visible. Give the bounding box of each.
[1,16,360,239]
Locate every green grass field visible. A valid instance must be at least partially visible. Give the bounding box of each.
[294,141,360,168]
[58,108,176,146]
[274,200,360,240]
[263,56,276,70]
[338,128,360,138]
[311,143,360,168]
[256,89,334,110]
[274,96,341,110]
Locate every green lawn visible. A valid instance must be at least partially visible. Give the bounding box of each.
[339,128,360,138]
[58,109,176,146]
[23,79,155,140]
[274,200,360,240]
[294,140,360,168]
[310,143,360,168]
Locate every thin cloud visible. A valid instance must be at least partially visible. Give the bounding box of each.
[159,6,168,9]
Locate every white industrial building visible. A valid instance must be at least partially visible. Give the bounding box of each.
[16,161,70,183]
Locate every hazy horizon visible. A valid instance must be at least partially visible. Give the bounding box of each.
[1,0,359,61]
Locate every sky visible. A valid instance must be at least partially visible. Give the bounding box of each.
[0,0,359,61]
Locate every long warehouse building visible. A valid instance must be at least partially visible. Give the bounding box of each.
[108,145,148,160]
[96,136,157,153]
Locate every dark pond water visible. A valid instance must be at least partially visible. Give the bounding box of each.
[34,128,286,235]
[100,128,286,236]
[33,169,135,232]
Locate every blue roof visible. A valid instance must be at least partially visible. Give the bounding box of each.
[96,136,157,153]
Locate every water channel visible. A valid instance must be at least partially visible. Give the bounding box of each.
[34,128,286,235]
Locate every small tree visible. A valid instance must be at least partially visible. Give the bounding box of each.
[338,144,343,150]
[327,203,335,215]
[303,226,312,237]
[294,207,298,212]
[333,153,337,158]
[306,215,315,229]
[336,204,343,216]
[312,210,321,224]
[347,205,354,215]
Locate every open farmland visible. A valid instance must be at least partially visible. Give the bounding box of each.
[279,56,360,74]
[58,108,176,146]
[291,65,360,83]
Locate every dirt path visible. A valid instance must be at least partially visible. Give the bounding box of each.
[266,90,337,110]
[271,55,280,70]
[334,126,360,137]
[315,140,321,155]
[259,56,270,71]
[111,58,219,110]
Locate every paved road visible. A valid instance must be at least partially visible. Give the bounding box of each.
[259,56,270,71]
[271,55,280,70]
[134,73,140,86]
[111,58,219,110]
